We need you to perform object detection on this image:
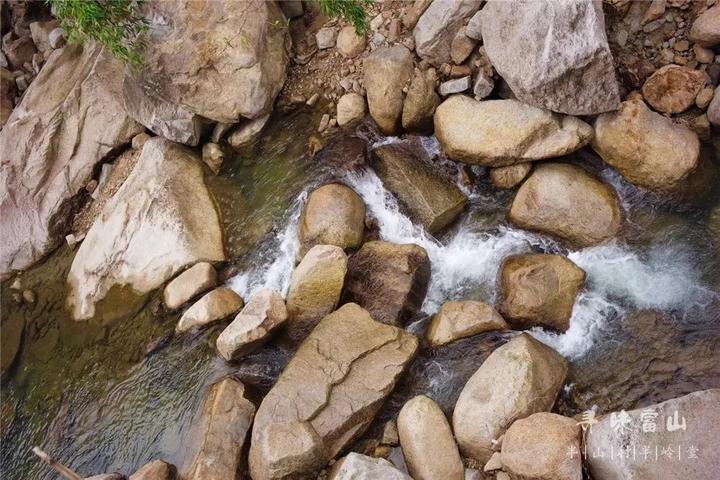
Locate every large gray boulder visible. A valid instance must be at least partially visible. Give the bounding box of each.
[124,0,289,140]
[364,46,414,134]
[413,0,482,66]
[67,138,225,321]
[248,303,418,479]
[480,0,620,115]
[371,143,466,233]
[586,389,720,480]
[453,334,568,463]
[0,44,143,280]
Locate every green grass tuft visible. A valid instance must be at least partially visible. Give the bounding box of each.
[319,0,374,34]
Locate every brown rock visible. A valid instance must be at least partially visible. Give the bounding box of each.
[450,27,477,64]
[641,65,709,114]
[696,86,714,109]
[364,46,414,134]
[163,262,217,310]
[689,4,720,47]
[129,460,175,480]
[402,68,440,134]
[3,35,35,69]
[427,300,508,347]
[336,26,366,58]
[29,20,58,52]
[490,163,532,189]
[708,86,720,126]
[344,241,431,325]
[176,287,244,334]
[0,67,16,126]
[336,92,367,127]
[413,0,482,66]
[693,44,715,63]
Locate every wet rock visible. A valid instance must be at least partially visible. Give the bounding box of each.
[29,20,57,52]
[453,334,568,463]
[414,0,482,66]
[344,241,431,325]
[689,4,720,47]
[249,303,418,479]
[299,183,366,256]
[480,0,620,115]
[427,300,508,347]
[201,142,224,174]
[163,262,217,310]
[641,65,709,114]
[439,76,472,96]
[126,0,288,127]
[67,138,224,320]
[490,163,532,189]
[316,27,338,50]
[336,93,366,127]
[402,68,440,134]
[48,28,65,49]
[398,395,464,480]
[450,27,477,64]
[501,413,582,480]
[499,254,585,332]
[336,26,366,58]
[708,86,720,126]
[372,143,466,233]
[586,389,720,480]
[286,245,347,339]
[509,163,622,248]
[330,453,412,480]
[466,11,483,40]
[473,73,494,100]
[176,287,244,334]
[185,378,255,480]
[592,98,701,191]
[227,114,270,150]
[216,289,287,361]
[364,46,414,134]
[434,96,593,167]
[129,460,176,480]
[3,35,35,69]
[1,44,143,280]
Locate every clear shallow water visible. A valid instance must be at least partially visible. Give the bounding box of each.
[2,114,719,478]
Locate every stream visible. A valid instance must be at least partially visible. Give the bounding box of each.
[1,107,719,479]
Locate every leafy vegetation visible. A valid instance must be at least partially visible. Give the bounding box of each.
[47,0,147,67]
[319,0,374,34]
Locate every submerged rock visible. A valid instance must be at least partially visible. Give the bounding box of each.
[371,143,466,233]
[216,289,287,361]
[480,0,620,115]
[344,241,431,325]
[129,460,176,480]
[364,46,414,134]
[398,395,464,480]
[299,183,366,256]
[329,453,412,480]
[586,389,720,480]
[248,303,418,479]
[434,96,593,167]
[427,300,508,347]
[509,163,622,248]
[641,65,709,114]
[490,163,532,189]
[163,262,217,311]
[176,287,244,334]
[185,378,255,480]
[453,334,568,462]
[67,137,224,321]
[413,0,482,66]
[0,44,142,280]
[501,413,582,480]
[592,99,702,191]
[499,254,586,332]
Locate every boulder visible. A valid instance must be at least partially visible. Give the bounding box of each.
[227,114,270,149]
[163,262,217,310]
[592,99,701,191]
[427,300,508,347]
[434,96,593,167]
[185,378,255,480]
[336,26,366,58]
[641,65,709,114]
[402,0,434,29]
[248,303,418,479]
[216,289,287,361]
[48,28,65,49]
[336,93,367,127]
[371,143,466,233]
[499,254,585,332]
[689,5,720,47]
[344,241,431,325]
[501,413,582,480]
[586,389,720,480]
[402,68,440,134]
[176,287,244,334]
[329,453,412,480]
[509,163,622,248]
[490,163,532,189]
[3,35,35,69]
[67,138,224,321]
[0,67,16,126]
[29,20,57,52]
[364,46,414,134]
[299,184,366,256]
[129,460,176,480]
[125,0,288,131]
[480,0,620,115]
[453,334,568,462]
[316,27,338,50]
[398,395,464,480]
[413,0,482,66]
[286,245,347,339]
[0,44,143,280]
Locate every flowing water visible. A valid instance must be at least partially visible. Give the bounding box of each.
[2,109,719,479]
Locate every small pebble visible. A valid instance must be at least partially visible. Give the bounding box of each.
[22,289,35,304]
